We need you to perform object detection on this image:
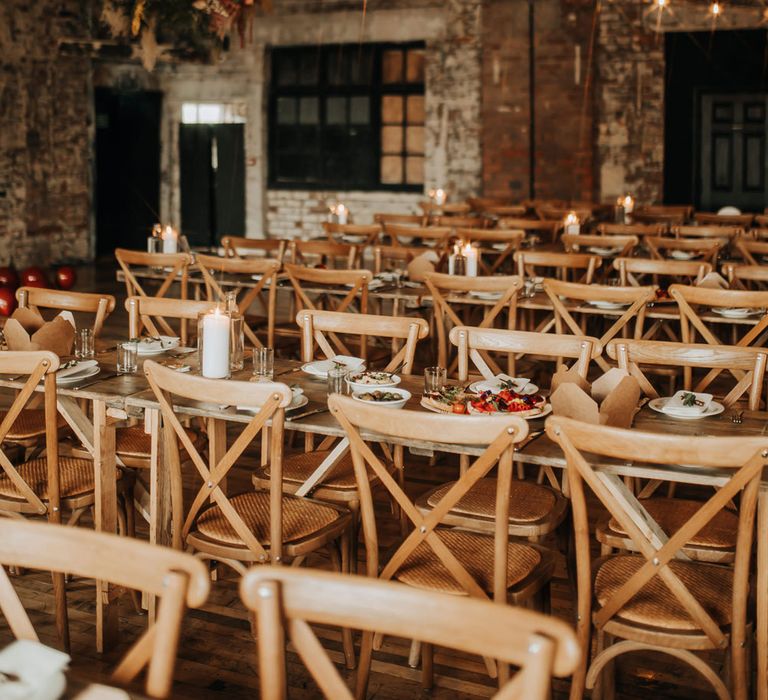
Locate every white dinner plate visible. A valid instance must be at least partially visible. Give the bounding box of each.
[57,365,100,386]
[491,243,510,251]
[587,246,620,257]
[136,336,180,355]
[301,356,365,379]
[469,378,538,395]
[648,397,724,420]
[669,250,697,261]
[587,300,630,310]
[711,307,765,318]
[468,290,504,301]
[237,395,308,413]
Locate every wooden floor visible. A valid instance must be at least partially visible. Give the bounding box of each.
[0,262,725,699]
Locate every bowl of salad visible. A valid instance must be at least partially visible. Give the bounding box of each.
[351,387,411,409]
[346,370,401,393]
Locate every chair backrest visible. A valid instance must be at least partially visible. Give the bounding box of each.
[596,223,667,237]
[16,287,116,339]
[542,279,656,372]
[694,212,754,227]
[288,240,358,269]
[126,296,221,343]
[613,256,712,287]
[670,225,741,241]
[144,361,292,560]
[330,394,528,600]
[419,201,472,216]
[560,233,639,259]
[424,272,522,375]
[644,236,722,264]
[455,228,525,274]
[429,215,484,228]
[606,338,768,409]
[546,416,765,659]
[372,244,424,275]
[723,263,768,290]
[295,309,428,373]
[220,236,286,262]
[496,217,560,243]
[115,249,192,301]
[383,223,452,248]
[450,325,601,382]
[479,204,528,218]
[322,222,381,246]
[195,253,280,348]
[514,251,601,284]
[0,351,60,517]
[0,519,209,699]
[633,204,692,225]
[373,213,424,226]
[731,236,768,267]
[241,566,580,700]
[536,205,592,223]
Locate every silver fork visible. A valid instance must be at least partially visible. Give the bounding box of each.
[730,410,744,424]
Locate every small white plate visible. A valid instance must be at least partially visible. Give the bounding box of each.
[491,242,510,251]
[237,395,309,413]
[136,336,180,355]
[669,250,697,261]
[57,365,100,386]
[712,307,765,318]
[346,373,401,393]
[648,397,724,419]
[468,290,504,301]
[302,356,365,379]
[340,234,368,244]
[587,300,630,310]
[469,378,538,395]
[588,246,620,257]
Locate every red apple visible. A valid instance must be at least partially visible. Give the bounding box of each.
[55,266,76,290]
[0,287,17,317]
[21,267,47,288]
[0,267,19,291]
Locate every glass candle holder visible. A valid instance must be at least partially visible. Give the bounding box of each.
[117,341,138,374]
[75,328,94,359]
[225,292,244,372]
[253,347,274,381]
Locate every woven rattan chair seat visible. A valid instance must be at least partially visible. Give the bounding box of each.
[595,555,733,631]
[606,498,738,550]
[395,528,542,595]
[194,491,342,546]
[0,409,66,441]
[115,425,201,459]
[0,456,112,501]
[426,478,557,523]
[277,451,358,490]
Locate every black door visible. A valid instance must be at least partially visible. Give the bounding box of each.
[179,123,245,248]
[94,89,161,255]
[700,93,768,212]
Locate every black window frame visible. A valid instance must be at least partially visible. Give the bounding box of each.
[267,41,426,192]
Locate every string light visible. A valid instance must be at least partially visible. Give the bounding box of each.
[646,0,673,33]
[709,2,722,18]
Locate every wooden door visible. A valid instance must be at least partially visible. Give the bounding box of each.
[700,93,768,212]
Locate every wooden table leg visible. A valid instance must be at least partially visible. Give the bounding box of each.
[757,488,767,700]
[93,399,119,653]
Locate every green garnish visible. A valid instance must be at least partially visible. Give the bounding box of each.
[681,392,703,407]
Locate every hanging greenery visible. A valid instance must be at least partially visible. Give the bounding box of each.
[100,0,270,71]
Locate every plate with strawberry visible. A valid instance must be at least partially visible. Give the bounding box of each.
[466,388,550,419]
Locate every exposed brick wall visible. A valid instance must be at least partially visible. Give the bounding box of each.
[0,0,92,266]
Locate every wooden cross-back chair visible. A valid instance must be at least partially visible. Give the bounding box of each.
[644,236,722,265]
[372,244,424,275]
[613,256,712,288]
[560,234,640,272]
[126,296,221,345]
[497,217,559,244]
[694,212,754,227]
[0,519,209,699]
[596,223,668,237]
[547,416,765,700]
[536,205,592,225]
[428,215,484,229]
[669,284,768,392]
[514,250,601,284]
[220,235,287,263]
[723,263,768,291]
[143,362,354,656]
[16,287,116,339]
[632,204,692,225]
[373,212,424,226]
[383,223,452,249]
[241,566,580,700]
[479,204,528,218]
[424,272,522,376]
[322,222,381,246]
[542,279,656,372]
[288,240,358,269]
[455,227,525,274]
[748,226,768,239]
[419,200,471,216]
[730,236,768,267]
[670,225,742,242]
[195,253,279,348]
[329,395,556,688]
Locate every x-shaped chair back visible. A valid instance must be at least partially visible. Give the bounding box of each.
[126,296,220,346]
[420,201,472,217]
[671,225,742,242]
[288,240,358,269]
[596,223,667,237]
[195,253,280,348]
[372,244,424,275]
[543,280,656,372]
[723,263,768,291]
[561,234,639,260]
[644,236,722,264]
[731,237,768,268]
[633,205,692,225]
[144,361,292,561]
[547,416,764,660]
[295,309,428,373]
[0,351,60,516]
[694,212,754,227]
[536,206,592,224]
[515,251,601,284]
[0,519,209,699]
[220,236,286,263]
[455,227,525,274]
[115,248,191,301]
[241,566,580,700]
[450,325,600,383]
[613,257,711,288]
[497,218,560,244]
[322,222,381,246]
[383,223,453,250]
[373,213,425,226]
[424,272,522,376]
[429,215,484,229]
[607,338,767,410]
[16,287,116,339]
[329,395,528,603]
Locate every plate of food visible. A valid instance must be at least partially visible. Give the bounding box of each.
[352,388,411,409]
[346,370,401,392]
[466,389,550,419]
[238,387,307,412]
[421,386,474,414]
[468,375,537,395]
[301,356,365,379]
[648,392,723,420]
[56,360,100,385]
[135,336,180,355]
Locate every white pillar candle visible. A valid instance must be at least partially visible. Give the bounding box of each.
[201,308,231,379]
[622,195,634,214]
[434,188,446,206]
[336,204,348,225]
[162,225,178,254]
[563,211,580,236]
[462,242,478,276]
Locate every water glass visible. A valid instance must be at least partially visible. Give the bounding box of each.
[252,347,274,381]
[75,328,94,359]
[147,236,162,254]
[117,341,138,374]
[327,366,349,395]
[523,277,537,298]
[424,366,447,393]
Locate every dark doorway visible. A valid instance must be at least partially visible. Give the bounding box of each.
[179,124,245,248]
[94,89,161,255]
[664,30,768,211]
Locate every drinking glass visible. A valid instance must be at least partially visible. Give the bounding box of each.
[252,347,274,381]
[147,237,162,254]
[327,366,349,395]
[117,341,138,374]
[424,366,447,393]
[75,328,94,359]
[523,277,537,298]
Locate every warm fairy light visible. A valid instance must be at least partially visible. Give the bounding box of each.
[564,211,580,227]
[709,2,722,17]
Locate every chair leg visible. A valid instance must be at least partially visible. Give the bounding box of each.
[408,640,421,668]
[421,642,434,690]
[52,570,70,653]
[592,630,615,700]
[329,540,355,670]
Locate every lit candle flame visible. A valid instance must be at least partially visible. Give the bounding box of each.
[564,211,580,226]
[710,1,721,17]
[462,242,473,256]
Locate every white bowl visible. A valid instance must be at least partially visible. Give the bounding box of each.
[346,371,401,393]
[351,387,411,409]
